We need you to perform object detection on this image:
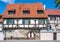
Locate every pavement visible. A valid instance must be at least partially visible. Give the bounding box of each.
[0,40,60,42]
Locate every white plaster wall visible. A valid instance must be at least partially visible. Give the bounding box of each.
[30,19,35,24]
[57,17,59,20]
[49,21,55,23]
[0,32,4,40]
[0,23,2,31]
[6,30,28,38]
[3,20,7,24]
[58,21,60,23]
[48,17,50,20]
[14,20,17,24]
[4,25,8,27]
[45,20,47,24]
[13,25,17,27]
[9,25,12,27]
[58,17,60,20]
[57,33,60,40]
[57,27,60,29]
[0,23,4,40]
[19,25,24,28]
[18,19,22,24]
[55,20,58,23]
[36,20,38,24]
[40,33,53,40]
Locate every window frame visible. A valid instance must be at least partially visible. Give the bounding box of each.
[7,19,14,25]
[23,19,30,25]
[37,10,44,14]
[23,10,30,14]
[39,19,45,25]
[50,16,56,20]
[8,9,16,14]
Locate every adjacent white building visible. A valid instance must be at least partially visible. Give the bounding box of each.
[40,9,60,40]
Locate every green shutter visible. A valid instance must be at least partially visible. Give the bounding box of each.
[43,20,45,24]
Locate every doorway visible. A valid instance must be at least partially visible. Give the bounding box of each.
[53,32,57,40]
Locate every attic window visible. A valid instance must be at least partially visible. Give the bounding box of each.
[37,10,44,14]
[8,9,16,14]
[23,10,30,14]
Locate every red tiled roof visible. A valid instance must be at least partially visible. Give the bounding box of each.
[46,9,60,15]
[3,3,48,18]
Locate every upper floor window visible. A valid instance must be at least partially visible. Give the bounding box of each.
[37,10,44,14]
[8,9,16,14]
[23,10,30,14]
[23,19,30,25]
[8,19,14,25]
[50,16,56,20]
[39,19,45,24]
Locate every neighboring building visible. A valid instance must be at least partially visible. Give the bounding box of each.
[2,3,48,40]
[47,9,60,31]
[0,15,4,40]
[40,9,60,40]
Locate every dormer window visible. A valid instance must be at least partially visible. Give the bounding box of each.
[8,9,16,14]
[37,10,44,14]
[23,10,30,14]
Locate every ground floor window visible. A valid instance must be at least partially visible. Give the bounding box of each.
[23,19,30,25]
[39,19,45,24]
[7,19,14,25]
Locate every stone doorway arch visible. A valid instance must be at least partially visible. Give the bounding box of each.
[27,31,36,40]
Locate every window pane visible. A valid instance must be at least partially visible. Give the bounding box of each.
[8,19,14,25]
[39,19,45,24]
[50,16,56,20]
[23,10,30,14]
[8,9,16,14]
[23,19,29,24]
[37,10,44,14]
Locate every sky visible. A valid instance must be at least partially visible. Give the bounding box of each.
[0,0,57,14]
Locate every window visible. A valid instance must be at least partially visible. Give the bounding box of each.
[8,19,14,25]
[47,24,51,31]
[37,10,44,14]
[50,16,56,20]
[23,10,30,14]
[23,19,30,25]
[39,19,45,24]
[8,9,16,14]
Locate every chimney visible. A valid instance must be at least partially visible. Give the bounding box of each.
[43,4,46,9]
